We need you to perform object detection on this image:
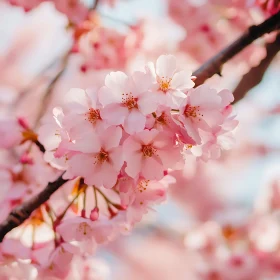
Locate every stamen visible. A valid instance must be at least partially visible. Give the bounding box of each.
[184,105,203,120]
[142,145,157,157]
[138,180,149,193]
[94,149,109,165]
[121,92,138,110]
[158,77,172,93]
[85,108,101,125]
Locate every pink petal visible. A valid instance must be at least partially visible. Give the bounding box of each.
[71,131,101,153]
[124,152,142,179]
[102,162,119,188]
[123,110,146,134]
[101,103,128,125]
[109,146,124,171]
[142,157,164,180]
[136,129,159,145]
[138,92,158,115]
[101,126,122,150]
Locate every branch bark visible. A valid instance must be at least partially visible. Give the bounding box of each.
[0,174,68,242]
[233,33,280,104]
[193,11,280,86]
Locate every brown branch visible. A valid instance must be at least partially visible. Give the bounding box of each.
[0,174,68,242]
[193,11,280,86]
[233,33,280,104]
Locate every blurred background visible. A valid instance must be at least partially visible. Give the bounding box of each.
[1,0,280,279]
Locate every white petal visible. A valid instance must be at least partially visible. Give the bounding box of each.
[156,55,177,79]
[98,86,122,107]
[171,70,194,90]
[105,71,128,93]
[189,85,221,108]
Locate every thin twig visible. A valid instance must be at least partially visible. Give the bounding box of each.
[13,55,61,108]
[34,51,70,128]
[0,174,68,242]
[233,33,280,104]
[193,11,280,86]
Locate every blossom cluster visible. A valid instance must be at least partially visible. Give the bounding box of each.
[0,54,237,278]
[38,53,237,249]
[39,54,237,186]
[74,22,140,72]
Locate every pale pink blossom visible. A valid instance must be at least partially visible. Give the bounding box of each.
[177,85,234,144]
[146,54,194,108]
[64,126,123,188]
[123,129,182,180]
[39,242,79,279]
[99,71,157,134]
[63,88,105,134]
[119,178,167,224]
[57,217,114,248]
[0,239,30,262]
[78,27,128,71]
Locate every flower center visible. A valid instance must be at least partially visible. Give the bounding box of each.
[122,92,138,110]
[85,108,101,125]
[142,145,157,157]
[184,105,202,120]
[138,180,149,193]
[95,149,109,164]
[78,222,92,236]
[158,77,172,93]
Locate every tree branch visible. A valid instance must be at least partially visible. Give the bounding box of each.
[233,33,280,104]
[193,11,280,86]
[0,174,68,242]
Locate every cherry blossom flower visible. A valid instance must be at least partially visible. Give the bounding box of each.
[146,54,195,108]
[123,129,182,180]
[99,71,157,134]
[119,178,167,224]
[63,88,105,133]
[78,26,128,71]
[64,126,123,188]
[57,217,115,248]
[177,85,234,144]
[38,242,79,279]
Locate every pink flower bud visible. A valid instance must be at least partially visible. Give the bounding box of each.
[81,209,86,218]
[112,204,127,211]
[90,207,99,221]
[20,153,33,165]
[17,117,30,130]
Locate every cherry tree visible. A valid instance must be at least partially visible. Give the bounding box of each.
[0,0,280,279]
